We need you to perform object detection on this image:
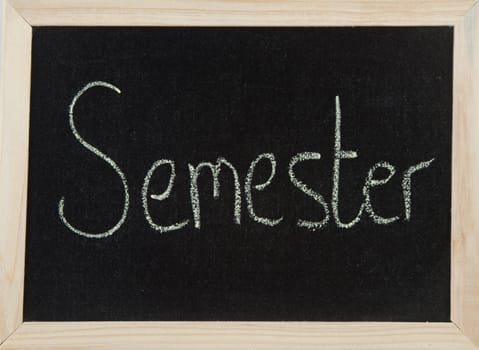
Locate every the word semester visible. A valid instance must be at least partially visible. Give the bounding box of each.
[58,81,434,239]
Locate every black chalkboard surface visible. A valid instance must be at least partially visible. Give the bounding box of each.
[24,27,452,322]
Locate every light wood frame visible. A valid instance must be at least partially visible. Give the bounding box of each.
[0,0,478,348]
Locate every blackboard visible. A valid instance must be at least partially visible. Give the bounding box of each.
[24,27,452,322]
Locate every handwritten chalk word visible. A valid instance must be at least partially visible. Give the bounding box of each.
[59,81,435,238]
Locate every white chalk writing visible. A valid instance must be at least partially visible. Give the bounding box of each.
[142,159,189,232]
[61,83,437,237]
[59,81,129,239]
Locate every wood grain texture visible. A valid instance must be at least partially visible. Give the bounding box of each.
[0,1,31,346]
[6,0,478,26]
[452,1,479,348]
[0,1,477,349]
[0,322,477,350]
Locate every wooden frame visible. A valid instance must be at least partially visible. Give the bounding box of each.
[0,0,478,348]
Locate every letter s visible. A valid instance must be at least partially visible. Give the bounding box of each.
[289,152,330,231]
[58,81,129,239]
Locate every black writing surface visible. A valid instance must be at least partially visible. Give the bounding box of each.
[24,27,452,321]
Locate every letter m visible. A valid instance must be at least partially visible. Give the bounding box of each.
[188,158,241,229]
